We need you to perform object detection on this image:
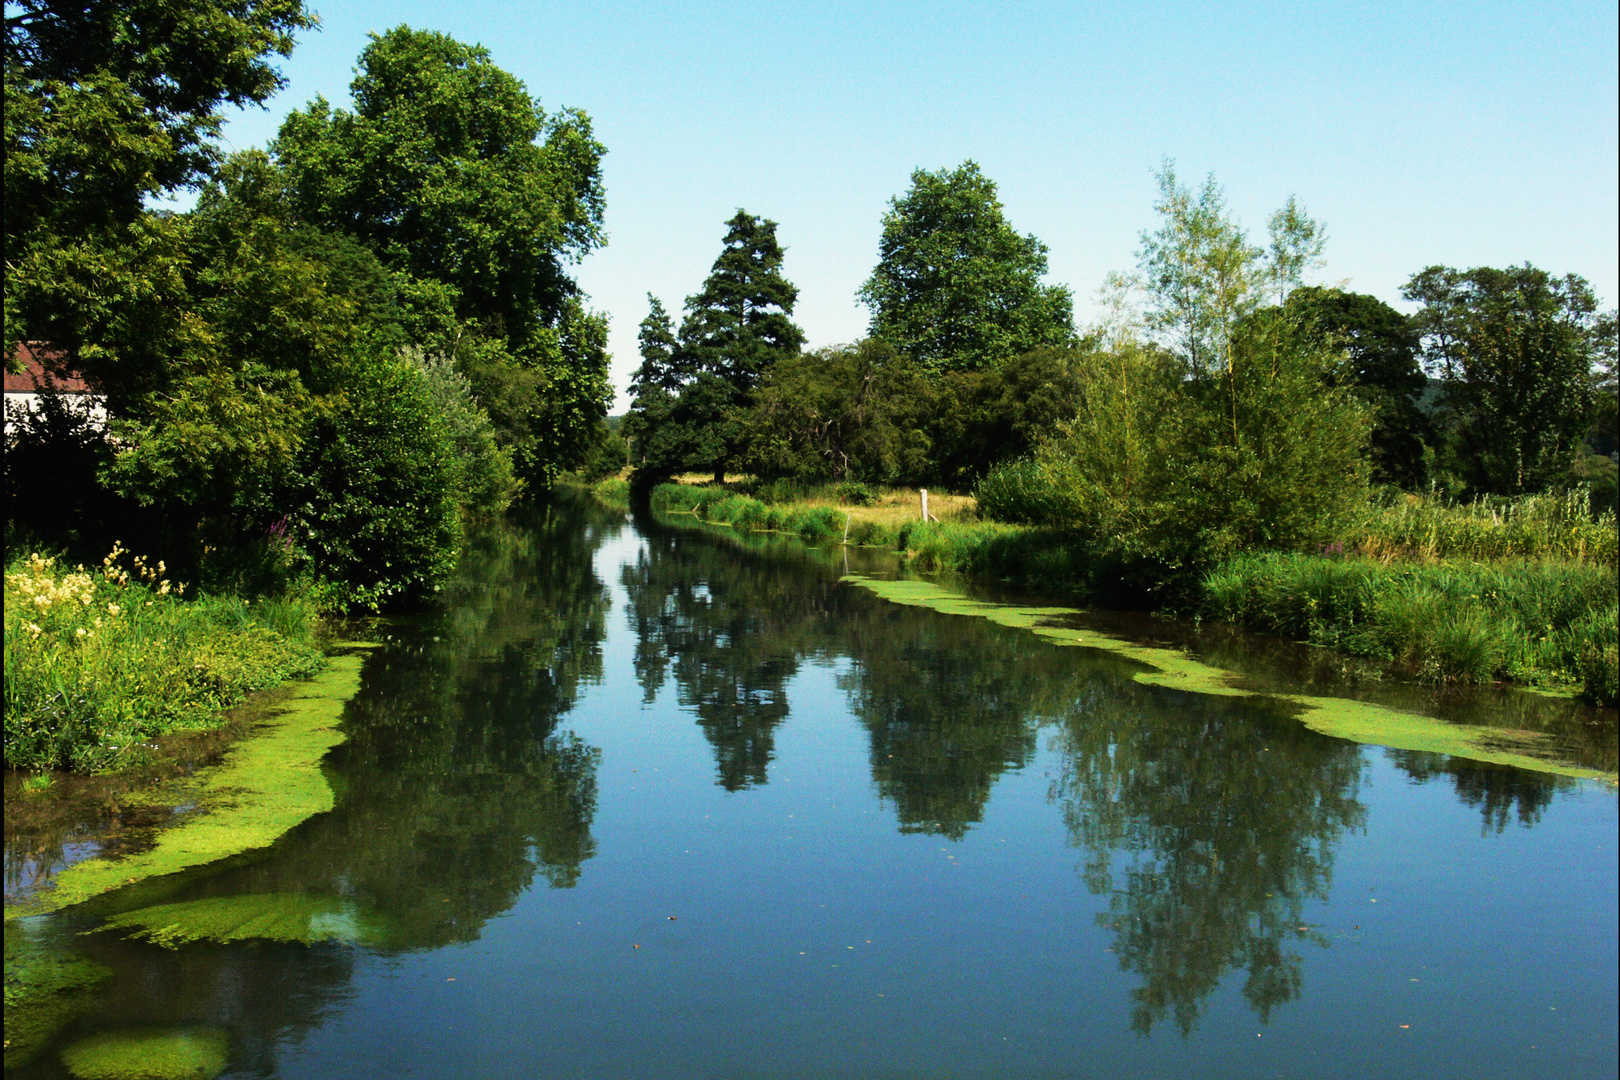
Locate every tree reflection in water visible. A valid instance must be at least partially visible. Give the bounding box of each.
[1387,750,1566,834]
[623,516,1378,1035]
[1054,683,1367,1035]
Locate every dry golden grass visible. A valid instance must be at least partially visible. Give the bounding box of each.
[666,475,978,526]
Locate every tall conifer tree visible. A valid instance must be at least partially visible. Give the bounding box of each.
[629,212,805,481]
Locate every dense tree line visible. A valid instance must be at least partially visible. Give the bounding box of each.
[6,3,610,606]
[627,160,1618,565]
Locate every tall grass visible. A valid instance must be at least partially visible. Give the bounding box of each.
[1202,553,1618,704]
[1348,489,1617,564]
[4,549,325,773]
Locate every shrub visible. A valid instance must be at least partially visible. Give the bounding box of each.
[407,348,519,518]
[837,481,877,506]
[294,351,461,609]
[975,460,1078,526]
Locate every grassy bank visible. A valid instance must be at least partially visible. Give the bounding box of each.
[618,478,1619,705]
[1203,554,1617,699]
[4,549,326,773]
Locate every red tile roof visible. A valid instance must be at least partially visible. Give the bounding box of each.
[4,343,93,394]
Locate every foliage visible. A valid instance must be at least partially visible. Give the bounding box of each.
[569,417,629,482]
[1025,316,1371,578]
[405,348,519,518]
[1202,552,1618,703]
[627,213,806,481]
[743,340,931,483]
[859,160,1075,372]
[291,350,460,609]
[4,0,316,362]
[273,25,604,353]
[272,26,612,489]
[1130,161,1325,377]
[3,549,323,773]
[1405,264,1602,495]
[1283,286,1431,489]
[974,459,1081,527]
[837,481,877,506]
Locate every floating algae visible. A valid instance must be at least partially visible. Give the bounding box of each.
[5,655,367,920]
[4,923,112,1069]
[842,574,1615,780]
[61,1027,227,1080]
[96,893,390,950]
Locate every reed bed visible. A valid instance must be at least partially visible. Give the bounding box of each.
[1202,553,1618,703]
[4,548,325,773]
[1347,490,1616,564]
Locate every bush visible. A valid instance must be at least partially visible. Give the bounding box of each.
[408,348,519,518]
[837,481,877,506]
[975,460,1078,526]
[1037,319,1371,571]
[4,549,324,772]
[294,351,461,609]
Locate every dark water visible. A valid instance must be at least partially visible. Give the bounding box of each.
[7,495,1617,1079]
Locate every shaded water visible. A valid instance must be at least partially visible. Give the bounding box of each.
[6,495,1617,1078]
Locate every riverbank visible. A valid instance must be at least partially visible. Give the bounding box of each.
[591,477,1619,705]
[4,549,327,774]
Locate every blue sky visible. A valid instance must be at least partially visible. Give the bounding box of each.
[210,0,1619,405]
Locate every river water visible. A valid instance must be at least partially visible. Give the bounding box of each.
[6,495,1617,1078]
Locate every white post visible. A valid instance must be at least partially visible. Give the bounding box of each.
[920,488,929,523]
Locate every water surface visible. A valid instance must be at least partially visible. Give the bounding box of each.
[7,495,1617,1078]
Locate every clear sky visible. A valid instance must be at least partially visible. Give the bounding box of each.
[209,0,1620,406]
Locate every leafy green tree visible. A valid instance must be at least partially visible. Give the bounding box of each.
[293,349,460,609]
[406,349,519,518]
[1034,314,1370,577]
[744,339,933,483]
[678,210,806,481]
[859,161,1075,372]
[4,0,315,383]
[1134,162,1324,377]
[272,26,612,486]
[1282,287,1430,489]
[1405,265,1602,495]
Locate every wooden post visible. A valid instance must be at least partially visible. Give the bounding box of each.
[843,512,851,544]
[920,488,929,523]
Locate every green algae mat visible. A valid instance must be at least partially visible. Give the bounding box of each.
[5,655,367,921]
[842,573,1615,781]
[60,1027,227,1080]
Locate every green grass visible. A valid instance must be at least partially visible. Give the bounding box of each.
[4,548,326,773]
[1202,553,1618,704]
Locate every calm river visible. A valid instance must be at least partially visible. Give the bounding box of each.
[6,494,1617,1078]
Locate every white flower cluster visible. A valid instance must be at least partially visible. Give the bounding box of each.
[6,553,96,612]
